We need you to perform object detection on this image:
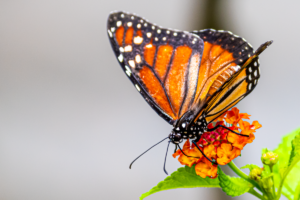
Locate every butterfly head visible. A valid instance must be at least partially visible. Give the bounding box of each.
[169,112,206,144]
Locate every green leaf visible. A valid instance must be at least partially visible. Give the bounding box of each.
[241,164,261,171]
[218,167,253,197]
[273,128,300,200]
[293,181,300,200]
[140,165,220,200]
[289,133,300,166]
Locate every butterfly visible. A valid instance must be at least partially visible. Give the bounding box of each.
[107,11,272,172]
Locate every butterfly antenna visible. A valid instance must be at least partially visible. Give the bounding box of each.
[163,141,171,175]
[207,124,249,137]
[129,137,169,169]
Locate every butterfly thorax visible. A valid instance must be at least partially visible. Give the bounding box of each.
[168,112,208,144]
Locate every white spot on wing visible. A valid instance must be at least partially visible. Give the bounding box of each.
[137,24,141,29]
[127,22,132,27]
[135,54,141,63]
[147,32,152,38]
[125,65,131,76]
[162,37,166,41]
[134,36,143,44]
[116,21,122,27]
[128,60,135,68]
[144,23,147,27]
[157,29,161,34]
[119,47,124,52]
[108,30,112,37]
[124,45,132,52]
[111,27,116,32]
[135,84,141,92]
[118,54,124,62]
[125,65,131,72]
[145,44,153,48]
[120,14,124,18]
[173,32,177,36]
[254,61,257,67]
[254,70,258,77]
[166,30,170,34]
[248,83,252,90]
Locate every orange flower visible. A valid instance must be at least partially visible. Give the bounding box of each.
[195,159,218,179]
[225,107,251,125]
[227,119,261,149]
[217,143,241,165]
[227,131,255,150]
[173,107,261,179]
[252,120,262,129]
[213,112,227,122]
[173,140,202,167]
[203,144,217,161]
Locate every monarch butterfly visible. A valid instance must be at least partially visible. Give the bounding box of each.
[107,11,272,173]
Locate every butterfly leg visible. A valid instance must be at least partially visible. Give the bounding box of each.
[192,140,217,165]
[177,144,200,159]
[174,144,178,153]
[207,124,249,137]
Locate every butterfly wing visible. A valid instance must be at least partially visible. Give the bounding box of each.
[196,40,273,124]
[107,11,204,125]
[175,29,255,121]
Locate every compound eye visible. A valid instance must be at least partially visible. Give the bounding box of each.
[173,133,181,141]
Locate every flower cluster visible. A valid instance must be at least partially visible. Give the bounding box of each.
[173,107,262,178]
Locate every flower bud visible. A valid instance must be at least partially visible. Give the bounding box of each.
[249,167,262,181]
[261,151,279,166]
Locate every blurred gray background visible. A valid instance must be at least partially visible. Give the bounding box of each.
[0,0,299,199]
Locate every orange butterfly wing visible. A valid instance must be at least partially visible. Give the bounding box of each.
[108,12,271,127]
[107,11,204,124]
[201,41,272,124]
[178,30,257,124]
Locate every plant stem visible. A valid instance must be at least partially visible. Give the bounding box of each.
[248,188,266,200]
[270,166,276,198]
[228,161,263,193]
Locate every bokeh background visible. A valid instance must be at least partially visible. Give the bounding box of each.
[1,0,299,199]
